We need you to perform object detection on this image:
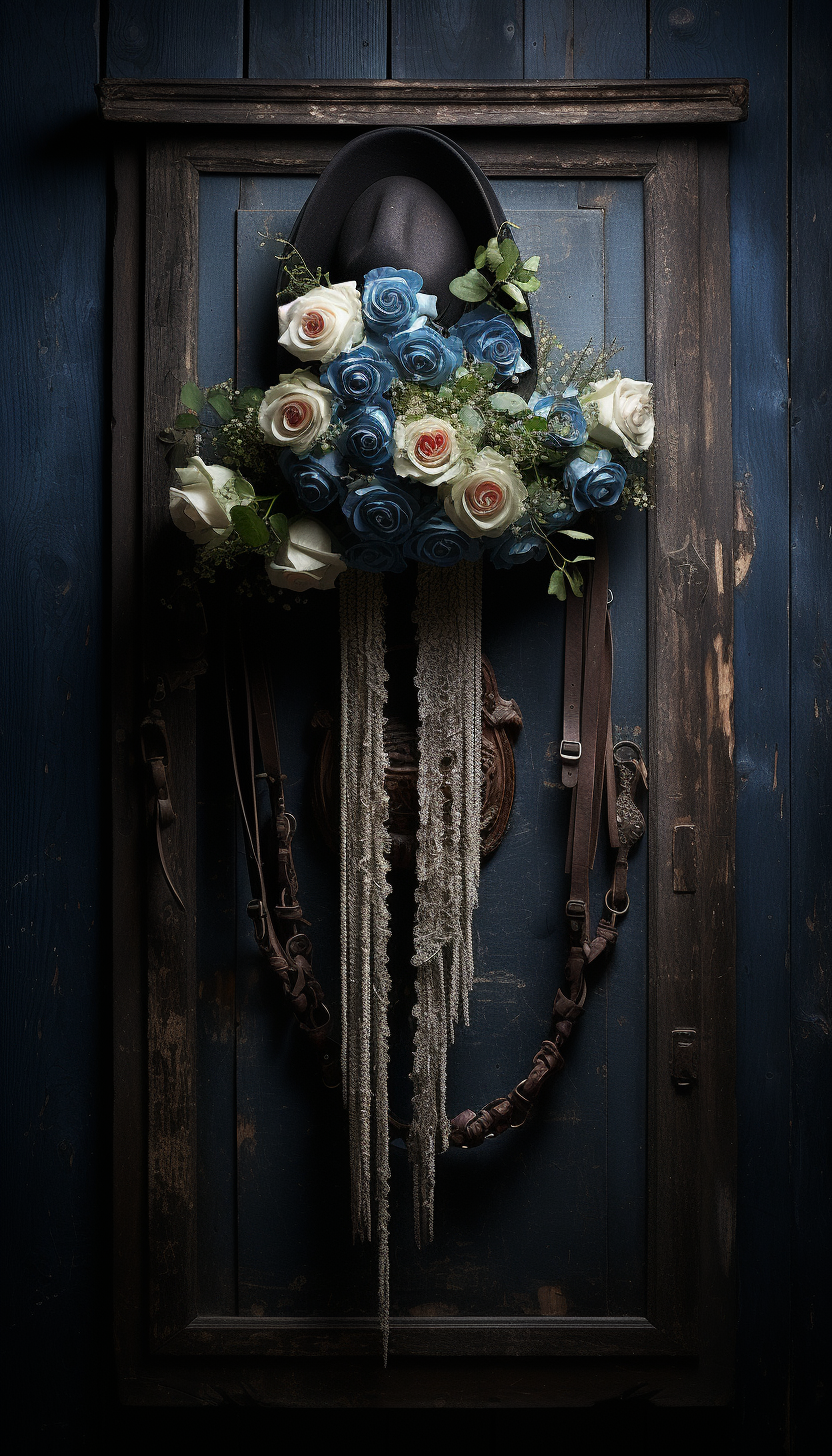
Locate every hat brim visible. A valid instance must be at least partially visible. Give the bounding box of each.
[276,126,537,393]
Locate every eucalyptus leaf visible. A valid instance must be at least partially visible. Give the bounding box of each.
[175,412,201,430]
[449,269,490,303]
[238,387,265,408]
[570,554,595,563]
[489,392,528,416]
[513,318,532,338]
[501,282,528,308]
[523,416,548,432]
[268,512,288,540]
[556,528,595,540]
[471,360,496,381]
[207,390,234,422]
[458,404,484,432]
[577,444,602,463]
[523,256,540,272]
[499,238,520,269]
[548,569,567,601]
[513,277,541,293]
[563,566,584,597]
[457,375,481,397]
[493,259,513,283]
[474,245,487,269]
[233,474,255,500]
[229,504,270,547]
[180,382,203,412]
[485,238,503,269]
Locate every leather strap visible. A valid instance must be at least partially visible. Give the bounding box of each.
[560,587,583,788]
[449,528,647,1150]
[225,641,340,1089]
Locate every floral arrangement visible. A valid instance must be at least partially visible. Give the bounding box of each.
[164,229,653,600]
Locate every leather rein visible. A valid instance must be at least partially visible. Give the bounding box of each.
[222,538,646,1149]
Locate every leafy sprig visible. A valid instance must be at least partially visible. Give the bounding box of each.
[448,223,539,338]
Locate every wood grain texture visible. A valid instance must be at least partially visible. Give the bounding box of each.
[111,142,147,1393]
[143,140,201,1347]
[644,134,736,1367]
[96,75,750,125]
[183,129,662,175]
[107,0,244,77]
[391,0,524,79]
[249,0,387,78]
[789,0,832,1447]
[525,2,647,79]
[651,1,792,1441]
[1,0,107,1420]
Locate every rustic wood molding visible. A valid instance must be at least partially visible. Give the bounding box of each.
[98,77,749,128]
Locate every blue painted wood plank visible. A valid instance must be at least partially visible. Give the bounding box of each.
[106,0,244,77]
[573,0,646,78]
[248,1,387,79]
[789,0,832,1447]
[198,174,240,386]
[651,0,792,1442]
[1,0,106,1421]
[391,0,524,79]
[523,1,572,77]
[577,178,647,1313]
[524,2,646,78]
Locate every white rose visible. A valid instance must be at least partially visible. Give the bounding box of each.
[278,282,364,365]
[443,448,527,539]
[170,456,234,547]
[266,517,346,593]
[582,371,654,457]
[258,370,332,455]
[392,414,466,488]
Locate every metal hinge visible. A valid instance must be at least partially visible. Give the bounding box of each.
[671,1028,698,1089]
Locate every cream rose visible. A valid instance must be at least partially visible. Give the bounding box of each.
[266,517,346,593]
[392,414,466,488]
[443,448,527,539]
[170,456,234,547]
[258,370,332,455]
[582,371,654,457]
[278,282,364,365]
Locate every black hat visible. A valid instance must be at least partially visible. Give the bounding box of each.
[278,126,536,389]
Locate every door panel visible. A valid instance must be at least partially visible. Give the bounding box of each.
[195,173,648,1320]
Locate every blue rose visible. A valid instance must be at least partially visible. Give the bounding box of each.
[341,479,419,543]
[279,448,345,512]
[387,324,464,387]
[450,305,530,379]
[344,540,407,574]
[532,390,588,449]
[488,527,549,570]
[362,266,437,339]
[564,448,627,512]
[404,506,484,567]
[321,346,396,405]
[337,398,396,472]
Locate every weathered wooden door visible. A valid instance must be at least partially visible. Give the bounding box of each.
[196,171,649,1324]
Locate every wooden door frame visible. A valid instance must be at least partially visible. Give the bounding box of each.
[106,80,742,1406]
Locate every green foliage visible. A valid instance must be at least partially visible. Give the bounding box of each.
[229,504,270,547]
[180,382,203,412]
[448,223,542,336]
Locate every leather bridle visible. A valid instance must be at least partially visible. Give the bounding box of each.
[214,541,646,1147]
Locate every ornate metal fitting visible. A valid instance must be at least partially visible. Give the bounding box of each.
[311,655,523,871]
[613,740,647,849]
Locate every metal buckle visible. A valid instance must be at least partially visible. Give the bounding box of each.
[565,899,586,919]
[560,739,582,762]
